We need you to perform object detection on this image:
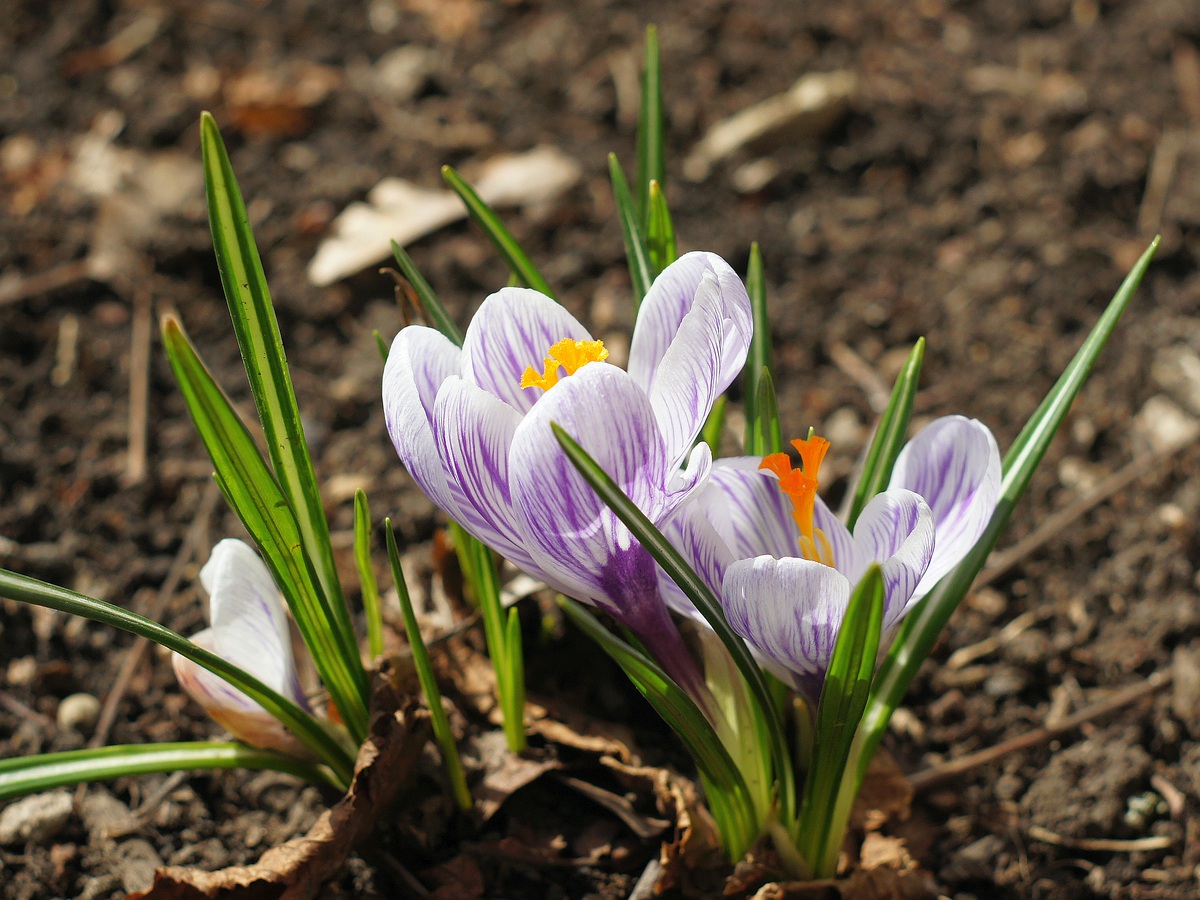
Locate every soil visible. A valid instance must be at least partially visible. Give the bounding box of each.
[2,0,1200,897]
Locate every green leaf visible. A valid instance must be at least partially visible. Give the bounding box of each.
[746,366,784,457]
[162,317,369,744]
[390,240,464,346]
[551,422,796,823]
[645,181,676,278]
[0,568,354,785]
[635,24,665,231]
[828,236,1161,867]
[700,395,727,455]
[559,597,758,857]
[199,114,359,679]
[608,153,653,306]
[354,490,385,660]
[373,330,389,363]
[441,166,554,297]
[742,243,774,452]
[0,742,339,802]
[844,338,925,529]
[385,521,472,811]
[795,565,884,877]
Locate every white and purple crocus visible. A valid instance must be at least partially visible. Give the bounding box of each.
[670,416,1002,703]
[172,539,313,756]
[382,252,752,696]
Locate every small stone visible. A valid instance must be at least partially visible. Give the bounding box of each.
[80,791,136,839]
[117,838,163,893]
[0,791,74,844]
[57,693,102,736]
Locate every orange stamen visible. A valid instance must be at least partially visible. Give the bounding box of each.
[760,434,834,564]
[520,338,609,391]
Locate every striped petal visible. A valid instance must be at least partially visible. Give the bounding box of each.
[461,286,592,414]
[851,490,935,627]
[890,415,1001,601]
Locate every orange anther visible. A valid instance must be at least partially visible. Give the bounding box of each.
[520,338,609,392]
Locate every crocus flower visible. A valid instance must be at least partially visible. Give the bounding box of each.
[172,539,312,756]
[666,415,1001,701]
[382,252,752,694]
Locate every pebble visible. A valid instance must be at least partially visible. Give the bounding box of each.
[0,791,74,844]
[57,693,102,736]
[116,838,163,893]
[80,791,137,839]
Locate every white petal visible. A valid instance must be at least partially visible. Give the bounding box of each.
[851,491,935,628]
[722,556,850,698]
[429,377,546,576]
[890,415,1002,601]
[628,251,752,397]
[703,458,798,560]
[460,287,592,414]
[382,326,466,520]
[508,364,677,616]
[657,501,733,621]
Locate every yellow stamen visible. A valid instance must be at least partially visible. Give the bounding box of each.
[520,338,609,392]
[760,435,835,565]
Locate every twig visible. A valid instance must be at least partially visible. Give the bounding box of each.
[0,259,93,307]
[945,609,1045,670]
[124,286,152,485]
[1027,825,1172,853]
[977,433,1198,590]
[88,481,221,750]
[1138,130,1186,234]
[909,671,1171,792]
[829,341,890,413]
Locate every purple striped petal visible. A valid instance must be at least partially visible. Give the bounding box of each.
[429,377,545,577]
[509,363,698,619]
[628,251,753,398]
[851,490,935,627]
[171,540,311,755]
[383,326,466,520]
[704,458,798,561]
[890,416,1002,601]
[461,287,592,414]
[722,555,850,699]
[657,501,734,621]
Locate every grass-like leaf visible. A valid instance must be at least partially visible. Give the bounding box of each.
[441,165,554,297]
[843,338,925,529]
[700,395,727,455]
[795,565,884,877]
[742,243,775,452]
[162,317,369,743]
[0,568,354,785]
[354,490,385,660]
[559,597,758,856]
[390,240,465,345]
[747,366,784,457]
[385,521,472,811]
[0,742,339,802]
[645,180,676,278]
[635,24,665,231]
[825,236,1160,862]
[199,114,358,673]
[551,422,796,822]
[608,153,653,306]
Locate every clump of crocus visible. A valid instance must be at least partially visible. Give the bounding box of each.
[172,539,315,756]
[382,252,751,697]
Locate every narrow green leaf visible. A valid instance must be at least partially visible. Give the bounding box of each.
[354,491,385,660]
[0,742,338,802]
[441,166,554,297]
[747,367,784,457]
[0,568,354,784]
[373,330,389,363]
[551,422,796,823]
[635,24,665,231]
[827,237,1160,866]
[502,606,527,751]
[162,317,369,743]
[742,244,775,450]
[608,153,653,306]
[559,597,758,857]
[385,521,472,811]
[390,240,464,346]
[844,338,925,529]
[700,395,727,455]
[796,566,884,877]
[645,181,677,278]
[199,114,357,671]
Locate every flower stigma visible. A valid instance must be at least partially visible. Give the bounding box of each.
[760,434,836,566]
[520,338,609,392]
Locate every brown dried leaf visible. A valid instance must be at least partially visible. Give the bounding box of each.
[850,749,913,833]
[129,695,430,900]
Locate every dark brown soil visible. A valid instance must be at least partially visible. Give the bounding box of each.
[3,0,1200,897]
